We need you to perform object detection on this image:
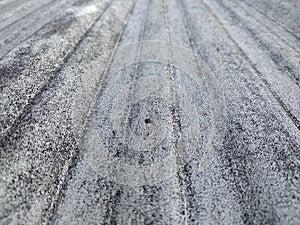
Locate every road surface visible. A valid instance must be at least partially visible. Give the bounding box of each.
[0,0,300,224]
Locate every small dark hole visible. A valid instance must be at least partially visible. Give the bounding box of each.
[144,118,151,124]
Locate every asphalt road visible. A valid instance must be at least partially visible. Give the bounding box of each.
[0,0,300,224]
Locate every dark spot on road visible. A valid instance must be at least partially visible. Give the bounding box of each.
[144,118,152,124]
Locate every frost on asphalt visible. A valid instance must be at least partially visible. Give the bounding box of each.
[0,0,300,224]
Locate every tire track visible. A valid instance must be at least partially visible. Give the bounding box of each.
[0,0,111,138]
[53,0,220,223]
[0,0,33,19]
[165,0,188,223]
[0,0,133,224]
[0,0,76,59]
[183,0,300,223]
[178,0,244,223]
[240,0,300,40]
[1,0,300,224]
[203,0,300,132]
[210,0,300,87]
[0,0,55,31]
[232,0,300,52]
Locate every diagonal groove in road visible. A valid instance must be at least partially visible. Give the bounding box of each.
[1,0,300,224]
[0,0,112,139]
[202,0,300,132]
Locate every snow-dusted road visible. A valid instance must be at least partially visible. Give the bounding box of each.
[1,0,300,224]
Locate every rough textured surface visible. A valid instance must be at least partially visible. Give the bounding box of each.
[0,0,300,224]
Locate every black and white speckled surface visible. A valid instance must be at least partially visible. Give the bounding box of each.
[0,0,300,224]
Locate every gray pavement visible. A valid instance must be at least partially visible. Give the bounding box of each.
[0,0,300,224]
